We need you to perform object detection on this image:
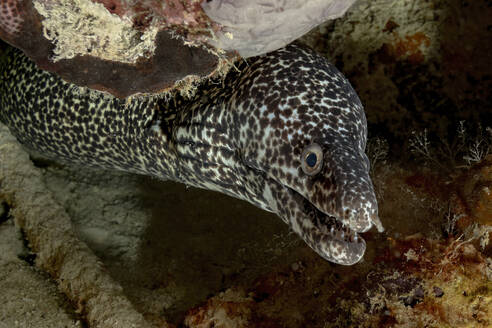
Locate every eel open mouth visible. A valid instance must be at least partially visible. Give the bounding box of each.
[278,185,369,265]
[300,194,368,265]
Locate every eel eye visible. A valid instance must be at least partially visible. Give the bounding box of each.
[301,143,323,176]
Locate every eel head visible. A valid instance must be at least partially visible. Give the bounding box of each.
[236,44,384,265]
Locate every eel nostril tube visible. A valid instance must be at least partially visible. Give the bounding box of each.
[371,213,384,233]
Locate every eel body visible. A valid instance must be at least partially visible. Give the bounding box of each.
[0,43,383,265]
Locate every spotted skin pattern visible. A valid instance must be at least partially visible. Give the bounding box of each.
[0,0,23,36]
[0,43,383,265]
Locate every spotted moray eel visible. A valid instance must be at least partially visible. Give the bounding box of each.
[0,42,383,265]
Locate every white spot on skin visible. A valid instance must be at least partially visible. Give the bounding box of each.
[150,120,162,134]
[261,184,277,213]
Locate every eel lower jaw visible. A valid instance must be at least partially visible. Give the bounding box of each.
[276,186,367,265]
[301,197,367,265]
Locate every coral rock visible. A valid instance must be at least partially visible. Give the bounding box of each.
[0,0,358,97]
[0,0,225,97]
[453,155,492,227]
[183,288,254,328]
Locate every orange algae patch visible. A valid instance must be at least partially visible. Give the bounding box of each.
[380,32,431,64]
[394,32,430,61]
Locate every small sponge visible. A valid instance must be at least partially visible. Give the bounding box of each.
[202,0,357,57]
[0,0,24,36]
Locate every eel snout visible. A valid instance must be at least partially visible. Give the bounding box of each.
[342,201,384,233]
[335,164,384,234]
[305,147,383,235]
